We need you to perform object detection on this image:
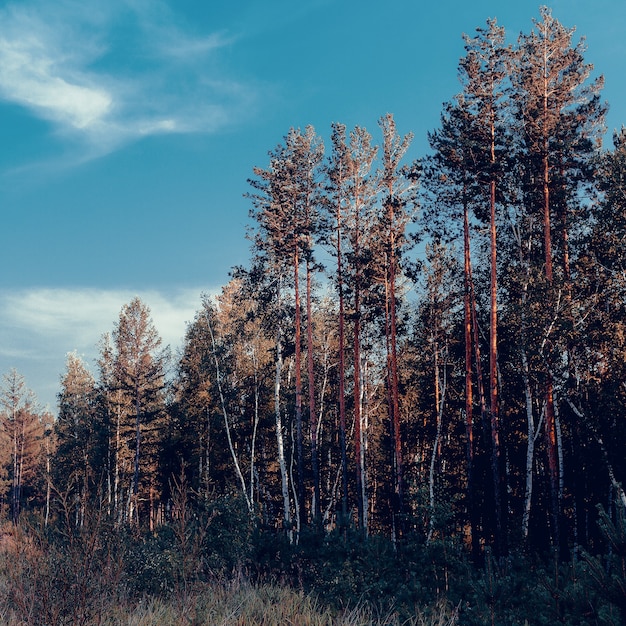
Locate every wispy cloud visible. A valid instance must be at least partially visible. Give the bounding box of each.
[0,39,112,129]
[0,286,204,353]
[0,0,252,162]
[0,286,214,409]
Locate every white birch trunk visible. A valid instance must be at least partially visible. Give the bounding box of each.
[358,356,368,536]
[521,347,544,538]
[274,330,292,542]
[250,343,260,508]
[207,312,251,513]
[428,343,447,544]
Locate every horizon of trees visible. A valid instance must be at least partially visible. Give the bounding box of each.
[2,6,626,565]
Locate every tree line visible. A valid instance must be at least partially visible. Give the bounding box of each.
[2,7,625,566]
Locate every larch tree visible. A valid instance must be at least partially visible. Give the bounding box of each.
[210,318,248,510]
[239,257,294,539]
[0,370,44,525]
[325,122,381,533]
[426,100,484,558]
[95,332,123,519]
[215,279,275,513]
[173,295,243,506]
[54,352,99,526]
[172,308,217,499]
[112,297,168,527]
[422,243,458,543]
[293,128,325,527]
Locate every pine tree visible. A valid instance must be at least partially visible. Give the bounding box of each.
[426,101,484,558]
[325,123,351,523]
[344,125,381,532]
[425,18,511,554]
[511,6,606,551]
[377,113,419,534]
[248,126,324,531]
[459,18,512,557]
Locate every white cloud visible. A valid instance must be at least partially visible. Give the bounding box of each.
[0,0,252,161]
[0,286,216,410]
[159,32,232,60]
[0,34,113,130]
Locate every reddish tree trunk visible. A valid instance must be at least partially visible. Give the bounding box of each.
[489,175,504,556]
[463,197,480,560]
[337,216,349,520]
[388,215,403,517]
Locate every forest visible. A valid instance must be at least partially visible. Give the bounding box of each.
[2,7,626,625]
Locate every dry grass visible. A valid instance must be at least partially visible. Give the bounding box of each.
[0,518,459,626]
[96,582,459,626]
[0,565,458,626]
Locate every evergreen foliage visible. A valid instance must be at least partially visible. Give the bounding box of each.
[2,6,626,623]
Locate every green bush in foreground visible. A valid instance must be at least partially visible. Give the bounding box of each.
[2,493,626,624]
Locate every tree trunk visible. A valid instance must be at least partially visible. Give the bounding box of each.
[337,241,349,521]
[353,277,364,530]
[360,358,370,536]
[388,229,403,518]
[463,198,480,560]
[250,343,260,510]
[521,347,543,539]
[489,174,504,557]
[428,334,446,543]
[545,382,560,545]
[12,418,20,525]
[306,257,321,526]
[207,311,252,514]
[541,140,560,549]
[468,255,493,545]
[204,406,211,499]
[114,400,121,523]
[132,384,141,527]
[293,247,305,528]
[274,327,292,541]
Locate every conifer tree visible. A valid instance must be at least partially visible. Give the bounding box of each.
[377,113,419,532]
[426,101,483,557]
[325,123,351,522]
[248,126,324,531]
[459,18,511,557]
[511,6,606,550]
[54,352,99,525]
[0,370,44,524]
[346,125,380,533]
[111,297,168,527]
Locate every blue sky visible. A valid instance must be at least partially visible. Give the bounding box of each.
[1,0,624,410]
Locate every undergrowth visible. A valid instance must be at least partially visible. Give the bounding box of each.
[0,491,625,624]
